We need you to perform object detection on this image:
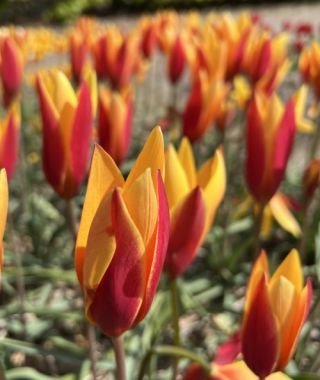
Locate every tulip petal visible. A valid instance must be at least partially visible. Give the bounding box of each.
[165,187,206,278]
[0,112,19,180]
[178,138,197,188]
[75,145,124,286]
[213,361,257,380]
[269,249,303,292]
[36,76,65,194]
[124,126,164,190]
[53,71,77,113]
[245,96,266,202]
[88,189,145,337]
[242,274,278,378]
[269,194,301,237]
[70,81,92,187]
[165,144,190,208]
[197,149,226,233]
[183,363,210,380]
[215,332,241,365]
[135,171,170,323]
[123,169,158,246]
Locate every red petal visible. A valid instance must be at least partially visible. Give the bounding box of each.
[183,79,202,142]
[182,363,210,380]
[168,35,186,84]
[70,81,92,190]
[36,77,65,194]
[0,113,19,180]
[254,39,272,82]
[215,332,241,365]
[165,187,206,278]
[245,96,266,202]
[241,274,278,378]
[89,189,145,337]
[135,171,170,323]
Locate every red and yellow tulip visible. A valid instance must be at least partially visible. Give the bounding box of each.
[245,91,296,204]
[299,41,320,99]
[36,70,92,199]
[0,103,20,181]
[98,87,133,165]
[0,36,24,107]
[303,159,320,200]
[75,127,169,337]
[0,169,8,276]
[183,71,229,142]
[241,250,312,378]
[164,138,225,278]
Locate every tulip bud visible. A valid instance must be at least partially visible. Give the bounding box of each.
[0,169,8,277]
[299,42,320,99]
[75,127,169,337]
[69,31,89,83]
[241,250,312,378]
[98,87,133,165]
[0,37,24,107]
[164,138,226,278]
[36,71,92,199]
[245,91,296,204]
[168,33,187,84]
[0,103,20,180]
[303,159,320,200]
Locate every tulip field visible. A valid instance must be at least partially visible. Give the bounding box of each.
[1,6,320,380]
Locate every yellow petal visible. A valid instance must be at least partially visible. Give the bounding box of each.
[197,148,226,232]
[0,169,8,242]
[267,372,293,380]
[269,249,303,292]
[124,126,164,191]
[177,137,197,189]
[75,145,124,286]
[164,144,190,209]
[83,67,97,117]
[123,168,158,246]
[269,195,301,238]
[53,71,77,113]
[261,205,273,240]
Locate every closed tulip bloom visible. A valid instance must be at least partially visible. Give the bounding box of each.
[183,361,292,380]
[245,91,296,204]
[168,33,188,84]
[98,87,132,165]
[0,103,20,181]
[0,169,8,276]
[69,31,89,83]
[164,138,226,278]
[36,71,92,199]
[183,71,228,142]
[299,42,320,99]
[303,159,320,200]
[139,17,158,59]
[0,36,24,107]
[75,128,169,337]
[242,250,312,378]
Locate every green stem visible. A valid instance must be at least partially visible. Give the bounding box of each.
[137,345,211,380]
[252,202,266,259]
[169,279,180,380]
[310,120,320,160]
[299,198,312,264]
[87,324,98,380]
[65,199,78,241]
[112,336,127,380]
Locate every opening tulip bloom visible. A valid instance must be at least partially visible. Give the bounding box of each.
[0,103,20,181]
[98,87,133,165]
[36,71,92,199]
[241,249,312,379]
[245,91,296,204]
[0,36,24,107]
[75,127,169,337]
[164,138,226,278]
[0,169,8,276]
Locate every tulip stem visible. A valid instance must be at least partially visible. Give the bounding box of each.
[252,202,265,259]
[65,199,78,241]
[299,198,312,263]
[112,335,127,380]
[137,345,212,380]
[87,324,98,380]
[169,279,180,379]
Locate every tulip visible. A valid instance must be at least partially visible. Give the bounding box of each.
[75,127,169,337]
[299,42,320,99]
[182,361,292,380]
[168,33,188,84]
[0,36,24,107]
[245,91,296,204]
[69,31,89,83]
[293,85,315,133]
[0,103,20,181]
[139,17,158,59]
[183,71,229,142]
[303,159,320,200]
[36,70,92,199]
[164,138,225,278]
[242,250,312,378]
[98,87,133,165]
[0,169,8,275]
